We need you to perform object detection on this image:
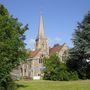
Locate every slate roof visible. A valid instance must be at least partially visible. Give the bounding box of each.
[29,44,63,58]
[29,50,40,58]
[49,45,63,55]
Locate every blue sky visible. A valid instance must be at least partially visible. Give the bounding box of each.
[0,0,90,49]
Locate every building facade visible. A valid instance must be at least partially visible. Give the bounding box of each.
[12,16,69,80]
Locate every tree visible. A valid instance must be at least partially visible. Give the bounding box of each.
[43,54,78,81]
[0,4,28,90]
[86,63,90,79]
[67,12,90,79]
[43,54,61,80]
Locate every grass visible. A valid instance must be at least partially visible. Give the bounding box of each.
[16,80,90,90]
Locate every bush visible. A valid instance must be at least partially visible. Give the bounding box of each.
[59,70,70,81]
[69,71,79,80]
[59,71,79,81]
[43,54,61,81]
[43,54,79,81]
[0,75,17,90]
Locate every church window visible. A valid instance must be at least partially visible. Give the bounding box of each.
[41,54,44,57]
[25,68,26,73]
[39,58,43,63]
[38,74,41,76]
[62,50,68,61]
[20,68,23,73]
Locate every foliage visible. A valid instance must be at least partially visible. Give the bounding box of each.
[43,54,78,81]
[0,4,28,90]
[59,64,79,81]
[43,54,61,80]
[86,62,90,79]
[66,11,90,79]
[69,71,79,80]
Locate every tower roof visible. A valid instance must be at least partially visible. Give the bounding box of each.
[37,16,45,39]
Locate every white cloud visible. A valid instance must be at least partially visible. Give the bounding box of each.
[54,37,61,42]
[29,38,35,45]
[48,37,61,43]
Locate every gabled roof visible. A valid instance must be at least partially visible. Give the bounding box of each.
[29,50,40,58]
[29,44,67,58]
[49,45,63,55]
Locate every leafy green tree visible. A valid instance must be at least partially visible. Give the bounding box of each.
[0,4,28,90]
[43,54,61,80]
[67,12,90,79]
[43,54,78,81]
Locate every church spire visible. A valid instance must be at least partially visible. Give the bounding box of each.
[35,16,49,52]
[37,16,45,39]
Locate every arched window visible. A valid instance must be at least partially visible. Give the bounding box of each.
[39,58,43,63]
[20,68,23,73]
[39,54,44,63]
[62,50,68,62]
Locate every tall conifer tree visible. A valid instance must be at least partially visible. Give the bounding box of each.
[67,12,90,79]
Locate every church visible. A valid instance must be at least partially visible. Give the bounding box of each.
[12,16,69,80]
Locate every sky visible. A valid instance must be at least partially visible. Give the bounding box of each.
[0,0,90,49]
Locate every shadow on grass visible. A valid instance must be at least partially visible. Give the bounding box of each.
[17,84,28,89]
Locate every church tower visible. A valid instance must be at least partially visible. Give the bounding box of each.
[35,16,49,54]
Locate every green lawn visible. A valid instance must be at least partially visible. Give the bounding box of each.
[16,80,90,90]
